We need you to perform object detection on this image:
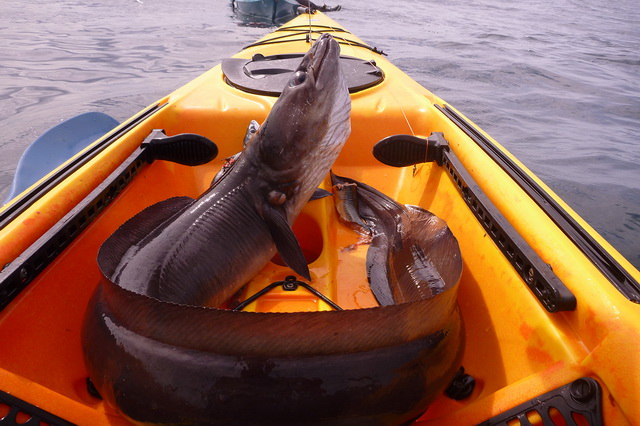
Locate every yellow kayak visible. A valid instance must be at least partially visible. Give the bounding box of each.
[0,11,638,425]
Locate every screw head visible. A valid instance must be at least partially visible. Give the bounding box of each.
[283,282,298,291]
[570,378,595,403]
[282,276,299,291]
[527,268,535,283]
[19,266,30,283]
[445,367,476,400]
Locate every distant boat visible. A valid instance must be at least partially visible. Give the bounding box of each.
[231,0,341,25]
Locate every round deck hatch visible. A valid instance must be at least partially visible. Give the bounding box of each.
[222,53,384,96]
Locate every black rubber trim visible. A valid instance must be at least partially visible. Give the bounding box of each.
[372,133,576,312]
[440,136,576,312]
[0,102,166,233]
[0,129,218,312]
[0,390,75,425]
[437,104,640,303]
[0,148,147,312]
[479,377,603,426]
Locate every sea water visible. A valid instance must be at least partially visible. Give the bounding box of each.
[0,0,638,268]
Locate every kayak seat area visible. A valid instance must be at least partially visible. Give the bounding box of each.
[222,169,384,313]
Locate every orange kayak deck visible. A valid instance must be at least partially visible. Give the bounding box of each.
[1,12,639,425]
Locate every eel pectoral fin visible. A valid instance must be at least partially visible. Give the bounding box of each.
[309,187,333,201]
[262,204,311,280]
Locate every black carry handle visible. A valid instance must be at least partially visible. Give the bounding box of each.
[142,131,218,166]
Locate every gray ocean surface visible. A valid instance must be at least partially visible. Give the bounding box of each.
[0,0,638,268]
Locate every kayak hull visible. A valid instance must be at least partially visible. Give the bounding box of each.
[1,11,639,426]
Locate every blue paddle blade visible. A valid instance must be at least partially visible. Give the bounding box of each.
[4,112,119,203]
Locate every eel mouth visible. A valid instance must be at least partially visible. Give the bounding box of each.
[310,34,340,87]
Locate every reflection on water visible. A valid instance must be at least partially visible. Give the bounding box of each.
[0,0,638,268]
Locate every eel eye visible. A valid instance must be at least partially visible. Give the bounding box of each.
[290,71,307,86]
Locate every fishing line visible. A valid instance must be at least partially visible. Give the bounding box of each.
[308,8,313,42]
[297,11,420,177]
[319,15,421,175]
[319,16,416,138]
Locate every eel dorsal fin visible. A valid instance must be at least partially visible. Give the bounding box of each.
[98,197,194,279]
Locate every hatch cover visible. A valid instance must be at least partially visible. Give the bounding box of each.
[222,53,384,96]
